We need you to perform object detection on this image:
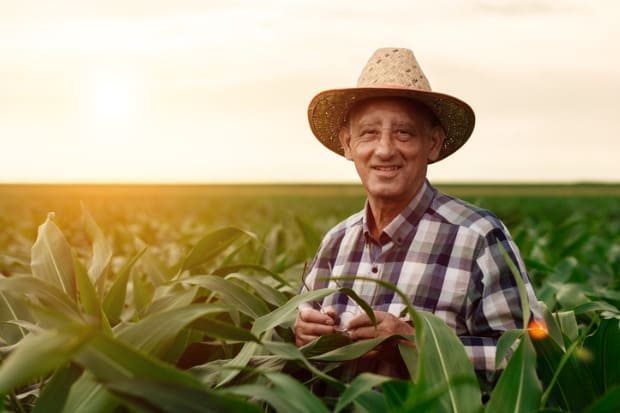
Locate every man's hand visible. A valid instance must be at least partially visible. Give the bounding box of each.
[346,311,415,360]
[347,310,414,340]
[294,307,338,347]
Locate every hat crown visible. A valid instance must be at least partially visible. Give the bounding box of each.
[357,48,432,91]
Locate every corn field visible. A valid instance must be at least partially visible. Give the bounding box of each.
[0,184,618,412]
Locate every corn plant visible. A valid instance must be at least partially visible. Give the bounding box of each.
[0,197,619,412]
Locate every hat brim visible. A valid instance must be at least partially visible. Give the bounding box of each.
[307,86,475,163]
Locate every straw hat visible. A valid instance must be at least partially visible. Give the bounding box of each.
[307,47,475,163]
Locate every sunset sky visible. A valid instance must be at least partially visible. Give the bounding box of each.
[1,0,618,183]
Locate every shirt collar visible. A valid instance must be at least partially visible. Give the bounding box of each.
[363,179,436,246]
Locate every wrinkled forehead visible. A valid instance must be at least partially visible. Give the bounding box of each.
[346,96,438,128]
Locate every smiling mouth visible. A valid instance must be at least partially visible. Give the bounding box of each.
[373,166,401,171]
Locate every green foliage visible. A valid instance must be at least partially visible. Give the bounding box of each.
[0,185,618,412]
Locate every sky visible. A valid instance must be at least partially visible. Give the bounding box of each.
[1,0,619,184]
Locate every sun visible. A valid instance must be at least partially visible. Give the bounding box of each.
[82,68,142,146]
[92,76,136,123]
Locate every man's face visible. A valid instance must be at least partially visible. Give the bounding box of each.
[339,98,444,207]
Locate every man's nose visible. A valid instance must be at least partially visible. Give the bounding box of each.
[375,130,395,157]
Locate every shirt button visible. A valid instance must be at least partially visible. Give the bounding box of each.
[371,266,378,273]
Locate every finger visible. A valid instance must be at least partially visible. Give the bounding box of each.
[295,315,337,338]
[360,349,381,360]
[299,309,335,326]
[321,306,338,321]
[348,325,380,341]
[346,313,374,330]
[295,333,321,347]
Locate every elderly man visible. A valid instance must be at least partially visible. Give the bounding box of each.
[294,48,539,388]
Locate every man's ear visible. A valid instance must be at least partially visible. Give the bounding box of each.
[427,126,445,162]
[338,127,354,160]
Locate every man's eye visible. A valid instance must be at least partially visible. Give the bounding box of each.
[395,129,414,140]
[360,129,378,138]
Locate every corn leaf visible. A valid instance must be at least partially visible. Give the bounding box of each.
[0,276,80,321]
[495,330,524,368]
[0,323,96,395]
[310,335,402,362]
[229,371,330,413]
[583,385,620,413]
[102,377,263,413]
[181,227,255,272]
[191,318,260,343]
[333,373,392,413]
[0,287,31,345]
[213,264,290,287]
[74,333,202,388]
[251,287,337,335]
[412,311,482,413]
[103,248,146,324]
[117,304,230,355]
[82,203,112,285]
[182,275,270,318]
[32,363,83,413]
[62,372,118,413]
[584,317,620,393]
[486,336,541,413]
[31,212,76,300]
[225,273,288,307]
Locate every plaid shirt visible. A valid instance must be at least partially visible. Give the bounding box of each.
[300,180,539,385]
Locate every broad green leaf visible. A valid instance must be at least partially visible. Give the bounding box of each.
[310,335,402,362]
[102,378,263,413]
[192,318,260,343]
[31,212,76,300]
[62,372,118,413]
[533,332,597,411]
[498,243,530,327]
[213,264,290,287]
[140,248,171,285]
[181,227,255,272]
[327,276,481,412]
[82,203,112,285]
[573,300,620,316]
[251,287,337,335]
[74,253,112,336]
[299,332,352,358]
[74,333,202,388]
[413,311,482,413]
[584,317,620,393]
[495,330,523,368]
[145,285,199,315]
[133,272,154,317]
[0,288,31,345]
[261,341,343,388]
[224,370,330,413]
[74,253,100,317]
[539,301,565,350]
[0,276,80,321]
[382,379,443,412]
[103,248,146,324]
[583,385,620,413]
[0,323,96,395]
[294,216,322,259]
[336,285,376,327]
[181,275,269,318]
[33,363,83,413]
[486,336,541,413]
[557,310,579,342]
[225,273,288,307]
[334,373,392,413]
[216,341,260,387]
[117,304,230,355]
